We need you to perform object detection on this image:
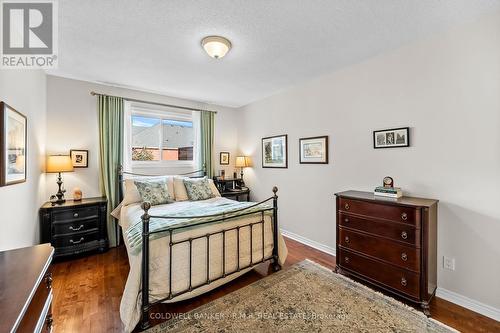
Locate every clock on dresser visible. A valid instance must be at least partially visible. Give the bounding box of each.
[40,197,109,258]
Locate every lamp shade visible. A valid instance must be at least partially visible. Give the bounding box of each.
[235,156,250,168]
[46,155,74,173]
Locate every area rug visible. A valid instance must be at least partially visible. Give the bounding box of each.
[147,260,457,332]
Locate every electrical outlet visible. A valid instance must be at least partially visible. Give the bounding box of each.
[443,256,455,271]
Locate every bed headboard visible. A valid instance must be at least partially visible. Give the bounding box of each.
[117,164,207,202]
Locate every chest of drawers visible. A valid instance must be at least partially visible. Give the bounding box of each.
[40,197,108,258]
[335,190,438,315]
[0,244,54,333]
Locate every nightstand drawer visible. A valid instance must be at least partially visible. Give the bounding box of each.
[52,206,99,222]
[52,231,100,248]
[53,218,99,237]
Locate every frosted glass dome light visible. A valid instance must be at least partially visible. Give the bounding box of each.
[201,36,232,59]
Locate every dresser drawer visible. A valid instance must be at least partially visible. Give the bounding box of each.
[52,206,99,222]
[52,230,100,248]
[339,213,420,246]
[16,272,52,332]
[53,218,98,237]
[339,228,420,272]
[338,248,420,299]
[339,198,419,225]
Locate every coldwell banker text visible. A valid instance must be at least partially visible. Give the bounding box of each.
[1,0,58,69]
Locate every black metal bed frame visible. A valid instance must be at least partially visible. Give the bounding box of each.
[117,166,282,330]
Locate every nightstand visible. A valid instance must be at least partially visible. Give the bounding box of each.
[213,178,250,202]
[39,197,109,258]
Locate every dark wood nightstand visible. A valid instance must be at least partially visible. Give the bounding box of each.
[213,178,250,201]
[39,197,109,258]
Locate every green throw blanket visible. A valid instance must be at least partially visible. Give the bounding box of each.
[125,200,273,255]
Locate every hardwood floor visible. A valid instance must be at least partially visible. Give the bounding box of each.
[51,237,500,333]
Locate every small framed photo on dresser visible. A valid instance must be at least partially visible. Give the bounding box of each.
[299,136,329,164]
[373,127,410,149]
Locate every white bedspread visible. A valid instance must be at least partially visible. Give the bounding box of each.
[119,197,288,332]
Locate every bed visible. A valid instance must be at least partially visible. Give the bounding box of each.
[115,168,288,332]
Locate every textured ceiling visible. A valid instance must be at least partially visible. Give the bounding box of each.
[49,0,500,107]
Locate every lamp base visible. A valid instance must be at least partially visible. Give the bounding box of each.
[54,198,66,204]
[53,172,66,205]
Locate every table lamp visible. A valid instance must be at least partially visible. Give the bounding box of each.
[46,155,74,204]
[235,156,250,184]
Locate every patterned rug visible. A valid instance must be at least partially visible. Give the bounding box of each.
[147,260,457,332]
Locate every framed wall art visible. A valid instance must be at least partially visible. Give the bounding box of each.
[373,127,410,149]
[70,149,89,168]
[262,134,288,168]
[219,151,230,165]
[0,102,27,186]
[299,136,328,164]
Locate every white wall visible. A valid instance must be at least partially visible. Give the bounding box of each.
[238,12,500,313]
[46,75,239,199]
[0,70,47,251]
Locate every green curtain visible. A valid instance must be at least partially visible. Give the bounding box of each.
[98,95,124,247]
[200,111,215,178]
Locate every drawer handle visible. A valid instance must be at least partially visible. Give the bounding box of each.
[344,236,350,244]
[401,231,408,240]
[401,277,407,286]
[46,315,53,330]
[73,212,79,218]
[345,257,350,264]
[344,203,350,210]
[401,252,408,261]
[69,224,84,231]
[344,218,349,223]
[70,237,84,244]
[45,273,53,289]
[401,212,408,221]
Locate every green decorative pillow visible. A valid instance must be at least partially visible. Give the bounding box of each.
[134,179,173,206]
[183,177,215,201]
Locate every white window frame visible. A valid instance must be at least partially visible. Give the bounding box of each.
[127,102,199,169]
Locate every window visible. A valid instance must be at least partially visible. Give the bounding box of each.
[127,103,197,166]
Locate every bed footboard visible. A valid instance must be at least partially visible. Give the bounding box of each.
[139,187,281,330]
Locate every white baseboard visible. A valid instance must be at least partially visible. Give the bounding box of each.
[280,228,336,257]
[281,228,500,323]
[436,287,500,322]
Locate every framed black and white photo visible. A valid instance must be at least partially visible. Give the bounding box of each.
[299,136,328,164]
[262,134,288,168]
[373,127,410,149]
[0,102,27,186]
[70,149,89,168]
[220,151,230,165]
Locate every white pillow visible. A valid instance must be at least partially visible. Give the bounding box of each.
[173,176,189,201]
[173,176,220,201]
[122,175,174,206]
[208,179,221,197]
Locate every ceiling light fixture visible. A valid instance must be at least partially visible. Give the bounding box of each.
[201,36,232,59]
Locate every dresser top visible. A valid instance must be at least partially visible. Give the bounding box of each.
[0,244,54,333]
[40,196,107,209]
[335,190,438,208]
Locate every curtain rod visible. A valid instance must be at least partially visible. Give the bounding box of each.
[89,91,217,113]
